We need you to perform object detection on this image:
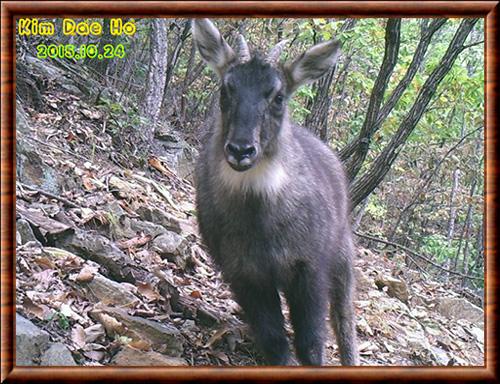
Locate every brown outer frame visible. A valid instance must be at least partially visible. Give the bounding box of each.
[1,1,497,383]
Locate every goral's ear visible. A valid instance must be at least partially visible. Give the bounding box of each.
[284,39,341,93]
[192,19,236,77]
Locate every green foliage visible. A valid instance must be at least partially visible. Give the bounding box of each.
[421,234,458,264]
[421,234,482,286]
[48,311,70,330]
[116,335,133,345]
[365,195,386,220]
[290,85,314,123]
[99,97,147,134]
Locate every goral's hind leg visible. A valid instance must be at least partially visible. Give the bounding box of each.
[231,280,290,365]
[330,237,359,365]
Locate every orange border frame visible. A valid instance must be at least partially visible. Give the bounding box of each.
[1,1,498,383]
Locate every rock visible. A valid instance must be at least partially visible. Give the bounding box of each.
[16,102,62,194]
[112,346,186,366]
[16,103,30,134]
[43,247,82,260]
[374,276,410,304]
[91,307,184,356]
[16,62,45,110]
[408,336,455,366]
[155,126,180,142]
[17,315,77,366]
[16,218,41,246]
[429,345,450,366]
[25,55,101,99]
[84,273,140,307]
[152,232,187,265]
[136,206,183,234]
[197,306,222,327]
[112,346,187,366]
[357,317,374,336]
[108,218,135,241]
[16,313,50,365]
[128,218,168,239]
[105,201,134,240]
[176,296,222,327]
[152,231,184,254]
[16,133,61,196]
[156,129,198,180]
[354,267,372,291]
[407,335,435,365]
[107,200,126,218]
[57,229,138,283]
[180,319,198,333]
[25,56,65,82]
[436,297,484,324]
[40,343,76,366]
[17,205,71,237]
[176,145,198,181]
[16,135,44,187]
[467,325,484,344]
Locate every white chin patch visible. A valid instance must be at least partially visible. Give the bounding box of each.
[218,158,288,197]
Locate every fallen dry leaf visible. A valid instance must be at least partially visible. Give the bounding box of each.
[17,206,71,236]
[137,282,161,302]
[82,175,97,192]
[22,297,52,320]
[127,339,152,351]
[74,265,98,283]
[93,312,125,338]
[203,328,229,349]
[190,290,202,299]
[83,350,105,362]
[33,256,56,270]
[117,235,152,251]
[60,303,86,323]
[71,324,87,349]
[148,157,176,178]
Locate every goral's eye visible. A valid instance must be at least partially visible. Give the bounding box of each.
[273,94,284,106]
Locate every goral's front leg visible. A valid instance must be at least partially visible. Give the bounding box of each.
[231,280,290,365]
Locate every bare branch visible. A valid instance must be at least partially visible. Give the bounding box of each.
[354,232,484,281]
[461,40,484,50]
[18,182,80,209]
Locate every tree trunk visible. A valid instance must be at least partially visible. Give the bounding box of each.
[457,177,477,286]
[340,19,446,165]
[447,168,461,241]
[349,18,479,209]
[161,20,190,112]
[344,18,401,181]
[89,19,114,76]
[469,221,484,277]
[352,197,369,231]
[304,19,357,141]
[142,19,168,127]
[304,67,337,140]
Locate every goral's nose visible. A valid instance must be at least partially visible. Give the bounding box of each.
[224,142,257,162]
